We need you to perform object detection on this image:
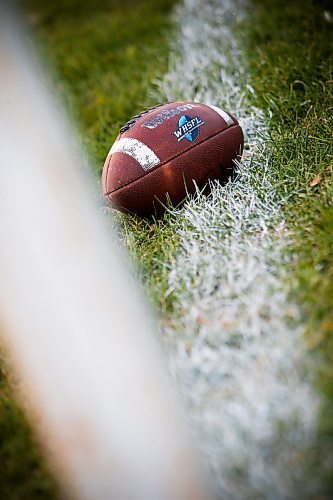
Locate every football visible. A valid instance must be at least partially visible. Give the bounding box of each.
[102,101,244,216]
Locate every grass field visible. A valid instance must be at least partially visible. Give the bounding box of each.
[1,0,332,497]
[246,1,333,490]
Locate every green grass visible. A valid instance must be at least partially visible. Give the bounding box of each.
[247,0,333,369]
[246,0,333,488]
[0,0,177,496]
[115,211,180,312]
[2,0,333,495]
[0,353,58,498]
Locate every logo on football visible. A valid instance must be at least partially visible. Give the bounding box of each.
[173,114,205,143]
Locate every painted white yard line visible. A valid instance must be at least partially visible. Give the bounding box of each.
[157,0,321,497]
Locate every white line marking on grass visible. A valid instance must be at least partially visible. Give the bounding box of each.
[156,0,321,497]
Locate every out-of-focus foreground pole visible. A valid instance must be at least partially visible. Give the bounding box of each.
[0,4,212,500]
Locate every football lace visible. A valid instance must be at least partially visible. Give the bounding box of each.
[119,102,171,134]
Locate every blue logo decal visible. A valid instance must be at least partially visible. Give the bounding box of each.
[173,114,205,143]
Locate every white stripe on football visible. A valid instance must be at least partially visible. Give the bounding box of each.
[110,137,160,171]
[206,104,234,126]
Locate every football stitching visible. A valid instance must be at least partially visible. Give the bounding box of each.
[104,123,241,197]
[119,102,170,134]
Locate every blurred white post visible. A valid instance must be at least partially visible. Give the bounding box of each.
[0,5,211,500]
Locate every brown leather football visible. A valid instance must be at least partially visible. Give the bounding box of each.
[102,101,244,217]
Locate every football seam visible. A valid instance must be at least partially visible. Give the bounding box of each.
[104,123,240,197]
